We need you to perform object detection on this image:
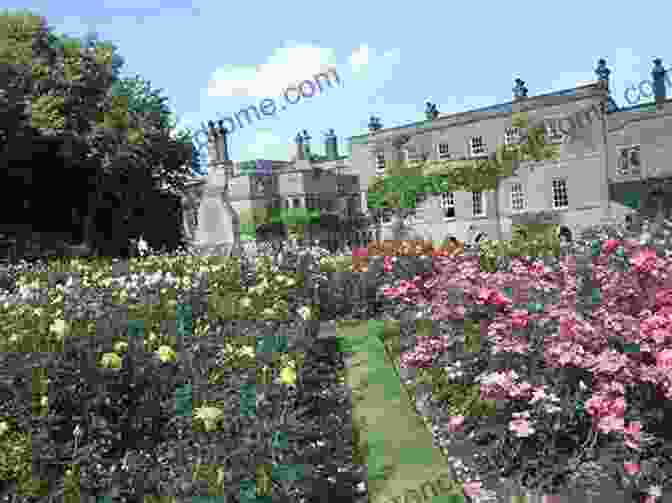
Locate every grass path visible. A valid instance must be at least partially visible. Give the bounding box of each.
[334,320,464,503]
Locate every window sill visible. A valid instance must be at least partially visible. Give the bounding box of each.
[443,217,456,222]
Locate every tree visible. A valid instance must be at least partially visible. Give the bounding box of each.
[367,112,562,242]
[0,10,198,258]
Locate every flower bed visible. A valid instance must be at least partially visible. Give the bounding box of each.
[379,221,672,502]
[0,248,365,502]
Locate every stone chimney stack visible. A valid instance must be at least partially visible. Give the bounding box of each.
[652,58,667,109]
[513,78,528,101]
[325,129,338,160]
[207,120,229,164]
[294,132,304,161]
[302,130,312,159]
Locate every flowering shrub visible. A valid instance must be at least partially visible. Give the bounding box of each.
[380,227,672,499]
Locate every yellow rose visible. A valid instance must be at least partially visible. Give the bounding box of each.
[237,345,255,359]
[100,352,122,370]
[155,345,177,363]
[277,366,297,386]
[194,405,224,432]
[49,319,68,339]
[113,341,128,353]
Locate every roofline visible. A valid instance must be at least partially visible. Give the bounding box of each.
[346,82,608,143]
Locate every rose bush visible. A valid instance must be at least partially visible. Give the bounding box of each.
[380,231,672,499]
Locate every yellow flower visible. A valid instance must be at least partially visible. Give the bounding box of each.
[285,277,296,287]
[262,308,276,318]
[8,334,21,345]
[194,405,224,432]
[239,297,252,308]
[113,341,128,353]
[49,319,68,339]
[32,307,43,317]
[155,345,177,363]
[275,275,288,284]
[0,421,9,436]
[277,366,297,386]
[40,396,48,408]
[237,345,255,359]
[100,352,122,370]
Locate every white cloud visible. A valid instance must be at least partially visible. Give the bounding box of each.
[238,128,291,161]
[207,43,338,98]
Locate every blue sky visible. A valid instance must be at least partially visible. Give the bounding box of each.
[8,0,672,172]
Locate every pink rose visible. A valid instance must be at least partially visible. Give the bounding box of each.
[656,349,672,369]
[463,480,482,498]
[447,415,465,433]
[602,239,620,255]
[383,255,393,272]
[630,249,658,274]
[509,417,535,437]
[624,462,640,475]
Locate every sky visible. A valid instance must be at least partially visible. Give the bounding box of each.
[7,0,672,173]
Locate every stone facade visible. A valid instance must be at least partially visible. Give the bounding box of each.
[348,58,672,244]
[177,59,672,249]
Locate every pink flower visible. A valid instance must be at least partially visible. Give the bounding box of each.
[597,414,625,434]
[509,417,535,437]
[383,255,393,272]
[630,249,658,274]
[447,415,465,433]
[623,462,640,475]
[510,310,530,329]
[602,239,620,255]
[656,349,672,369]
[624,421,642,449]
[463,480,482,498]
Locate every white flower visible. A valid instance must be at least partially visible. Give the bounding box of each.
[0,421,9,436]
[285,277,296,287]
[8,334,21,344]
[647,486,662,498]
[113,341,128,353]
[240,297,252,308]
[40,396,48,408]
[298,306,313,320]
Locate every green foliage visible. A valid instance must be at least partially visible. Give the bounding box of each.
[477,223,561,273]
[415,369,497,418]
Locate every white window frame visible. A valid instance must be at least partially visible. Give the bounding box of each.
[441,192,455,220]
[617,144,642,177]
[552,178,569,209]
[380,207,393,225]
[469,136,487,157]
[437,143,451,160]
[544,119,565,143]
[375,151,386,176]
[504,127,521,146]
[510,182,526,211]
[472,191,486,217]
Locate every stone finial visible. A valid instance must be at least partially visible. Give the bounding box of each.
[302,130,311,158]
[652,58,667,107]
[295,132,305,161]
[425,102,439,120]
[595,59,610,86]
[325,129,338,160]
[513,78,528,99]
[368,115,382,132]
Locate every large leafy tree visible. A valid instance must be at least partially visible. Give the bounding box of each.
[367,112,562,242]
[0,9,198,257]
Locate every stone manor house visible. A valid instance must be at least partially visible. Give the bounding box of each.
[177,58,672,250]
